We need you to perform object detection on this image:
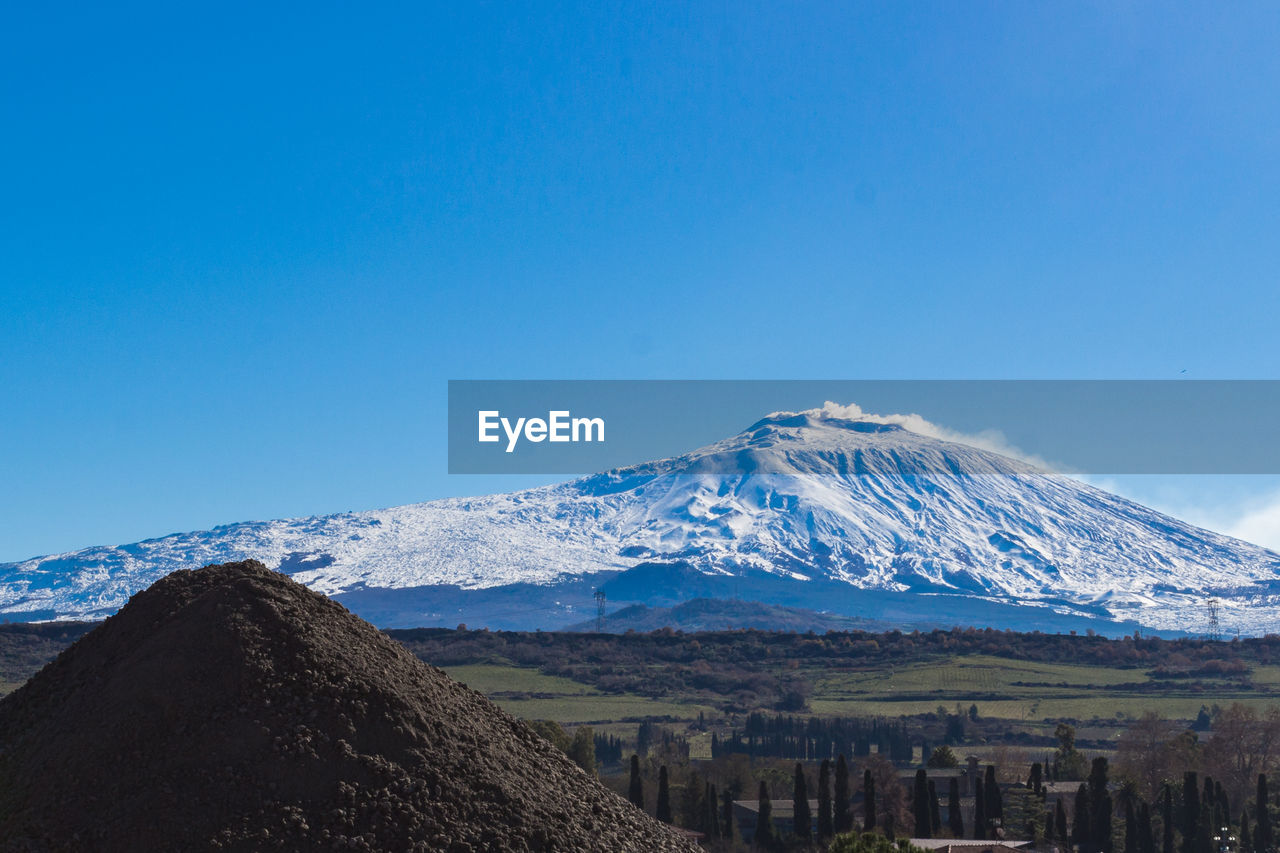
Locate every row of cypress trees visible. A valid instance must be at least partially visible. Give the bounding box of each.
[1053,761,1276,853]
[629,753,1000,844]
[755,757,855,846]
[1162,770,1274,853]
[629,756,737,840]
[738,755,919,845]
[663,755,862,846]
[627,751,1279,853]
[910,764,1002,839]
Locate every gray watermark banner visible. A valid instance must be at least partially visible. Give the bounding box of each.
[447,380,1280,475]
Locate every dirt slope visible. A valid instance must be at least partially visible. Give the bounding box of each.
[0,560,698,852]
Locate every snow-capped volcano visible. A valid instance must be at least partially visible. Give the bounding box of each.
[4,409,1279,633]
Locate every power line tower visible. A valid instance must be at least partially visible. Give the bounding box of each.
[594,588,606,633]
[1206,596,1221,641]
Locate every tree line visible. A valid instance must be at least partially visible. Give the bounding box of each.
[714,716,914,763]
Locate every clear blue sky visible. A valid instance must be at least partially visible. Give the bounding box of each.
[3,2,1279,562]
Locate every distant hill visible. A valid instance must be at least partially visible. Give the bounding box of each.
[564,597,904,633]
[0,621,95,688]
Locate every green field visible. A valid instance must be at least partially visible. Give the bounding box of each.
[806,694,1268,721]
[444,654,1277,728]
[443,664,601,696]
[440,654,1267,728]
[800,654,1262,722]
[810,654,1143,699]
[435,654,1277,728]
[443,664,716,724]
[1247,665,1280,686]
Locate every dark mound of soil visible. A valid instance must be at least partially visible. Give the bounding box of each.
[0,561,698,852]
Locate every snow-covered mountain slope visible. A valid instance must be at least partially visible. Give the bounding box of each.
[3,410,1279,633]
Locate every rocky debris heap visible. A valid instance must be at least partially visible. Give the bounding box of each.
[0,560,697,852]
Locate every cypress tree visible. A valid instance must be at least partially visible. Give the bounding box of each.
[705,782,720,839]
[835,755,853,834]
[1096,783,1114,853]
[1184,773,1201,853]
[1197,801,1212,853]
[680,770,703,831]
[1030,763,1045,798]
[950,777,966,838]
[1140,801,1156,853]
[568,726,596,774]
[656,765,672,823]
[628,755,644,810]
[1074,783,1093,853]
[721,787,735,843]
[794,763,812,842]
[1243,810,1253,853]
[1056,798,1069,847]
[819,759,834,840]
[865,768,877,831]
[1259,774,1274,853]
[886,811,897,842]
[930,779,942,835]
[914,769,933,838]
[757,781,776,848]
[1162,784,1175,853]
[975,777,988,840]
[1125,800,1138,853]
[987,765,1004,827]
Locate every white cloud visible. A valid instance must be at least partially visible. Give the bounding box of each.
[783,401,1062,470]
[1081,475,1280,555]
[1225,494,1280,553]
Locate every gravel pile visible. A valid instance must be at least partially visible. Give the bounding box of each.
[0,560,698,852]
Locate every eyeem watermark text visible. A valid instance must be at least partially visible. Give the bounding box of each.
[478,410,605,453]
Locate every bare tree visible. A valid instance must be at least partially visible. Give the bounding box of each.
[1203,704,1280,808]
[1116,712,1199,804]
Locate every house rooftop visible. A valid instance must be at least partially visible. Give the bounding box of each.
[733,799,818,819]
[909,840,1030,850]
[911,840,1029,845]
